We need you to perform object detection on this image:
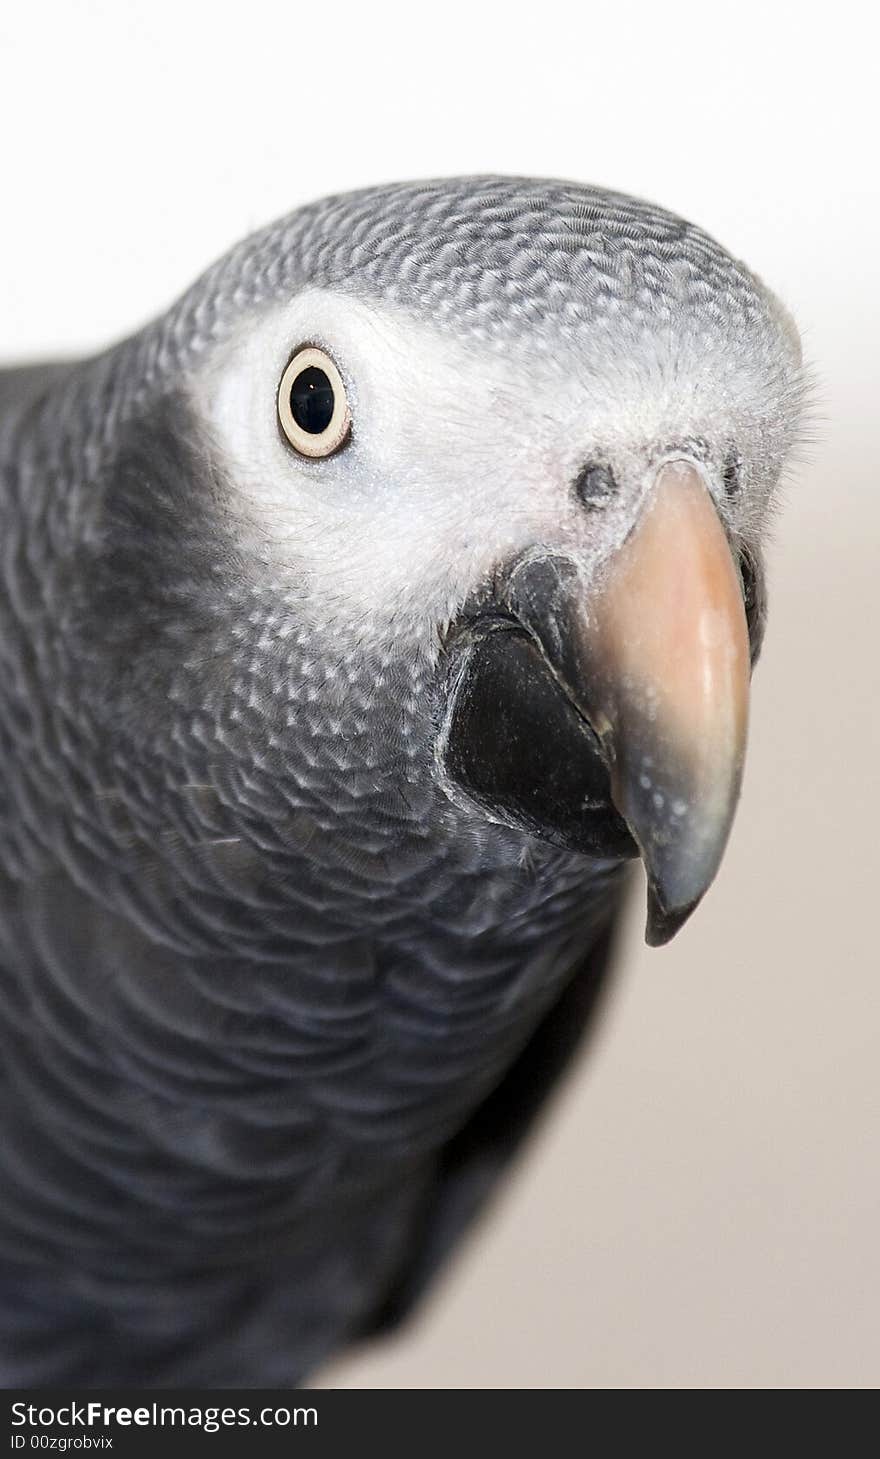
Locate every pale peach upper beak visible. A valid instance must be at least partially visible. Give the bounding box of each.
[575,460,751,941]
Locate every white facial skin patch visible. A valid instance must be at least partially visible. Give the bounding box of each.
[191,287,781,651]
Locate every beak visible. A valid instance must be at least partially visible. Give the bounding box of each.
[504,461,751,944]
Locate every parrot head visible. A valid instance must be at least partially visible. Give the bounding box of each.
[77,178,805,943]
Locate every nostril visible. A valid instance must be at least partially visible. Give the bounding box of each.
[574,463,616,509]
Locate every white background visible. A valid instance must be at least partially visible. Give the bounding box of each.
[2,2,877,1387]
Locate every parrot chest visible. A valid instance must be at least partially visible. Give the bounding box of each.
[0,837,622,1274]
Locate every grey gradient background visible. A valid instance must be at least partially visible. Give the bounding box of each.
[2,1,876,1389]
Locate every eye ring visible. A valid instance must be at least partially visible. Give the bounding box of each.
[277,346,351,458]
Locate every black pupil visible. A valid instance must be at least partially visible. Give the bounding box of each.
[289,365,335,435]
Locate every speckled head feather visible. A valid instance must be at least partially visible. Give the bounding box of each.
[45,177,804,467]
[171,175,800,354]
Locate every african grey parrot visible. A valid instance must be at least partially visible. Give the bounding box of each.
[0,177,804,1386]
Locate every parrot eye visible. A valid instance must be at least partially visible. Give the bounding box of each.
[277,347,351,458]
